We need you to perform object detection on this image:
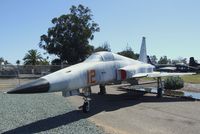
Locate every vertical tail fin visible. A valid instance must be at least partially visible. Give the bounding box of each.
[138,37,147,63]
[189,57,200,67]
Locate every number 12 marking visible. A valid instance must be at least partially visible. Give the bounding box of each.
[87,70,96,84]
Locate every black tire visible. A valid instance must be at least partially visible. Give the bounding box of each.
[99,85,106,95]
[83,101,90,113]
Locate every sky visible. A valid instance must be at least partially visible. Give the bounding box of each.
[0,0,200,64]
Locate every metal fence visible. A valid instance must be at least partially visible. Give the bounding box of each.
[0,65,68,78]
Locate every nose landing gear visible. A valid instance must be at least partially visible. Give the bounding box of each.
[80,87,91,113]
[82,97,90,113]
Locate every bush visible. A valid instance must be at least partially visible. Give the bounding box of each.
[164,76,184,90]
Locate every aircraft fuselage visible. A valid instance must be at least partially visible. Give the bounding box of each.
[43,58,151,93]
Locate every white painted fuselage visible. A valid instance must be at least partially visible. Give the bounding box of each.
[42,52,154,93]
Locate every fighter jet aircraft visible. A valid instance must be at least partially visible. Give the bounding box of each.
[147,56,199,72]
[7,37,195,112]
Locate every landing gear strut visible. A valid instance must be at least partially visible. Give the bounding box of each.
[98,84,106,95]
[81,87,91,113]
[157,77,163,98]
[82,97,90,113]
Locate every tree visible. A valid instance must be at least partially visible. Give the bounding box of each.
[150,55,157,64]
[168,59,172,64]
[0,58,10,65]
[94,42,111,52]
[0,57,4,65]
[23,49,43,65]
[39,59,49,65]
[158,56,169,64]
[117,46,139,59]
[4,60,9,65]
[180,58,187,64]
[171,57,187,64]
[171,59,179,64]
[39,4,100,65]
[51,59,61,65]
[16,60,20,65]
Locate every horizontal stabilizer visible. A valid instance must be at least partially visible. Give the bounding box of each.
[132,73,148,78]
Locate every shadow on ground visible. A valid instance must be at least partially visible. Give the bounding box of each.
[3,90,193,134]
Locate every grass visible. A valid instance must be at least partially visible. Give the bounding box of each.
[181,74,200,84]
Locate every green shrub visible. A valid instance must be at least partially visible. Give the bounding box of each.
[164,76,184,90]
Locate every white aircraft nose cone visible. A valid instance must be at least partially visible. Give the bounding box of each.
[7,78,50,94]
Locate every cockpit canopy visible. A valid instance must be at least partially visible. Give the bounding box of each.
[84,53,104,62]
[84,51,136,63]
[84,52,114,62]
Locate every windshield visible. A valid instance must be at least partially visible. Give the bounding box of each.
[84,54,103,62]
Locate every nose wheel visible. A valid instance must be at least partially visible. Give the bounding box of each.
[82,97,90,113]
[80,87,91,113]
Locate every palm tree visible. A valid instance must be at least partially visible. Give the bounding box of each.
[23,49,43,65]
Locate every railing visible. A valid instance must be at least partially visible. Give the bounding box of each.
[0,65,69,78]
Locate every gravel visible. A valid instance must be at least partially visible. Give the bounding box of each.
[0,92,106,134]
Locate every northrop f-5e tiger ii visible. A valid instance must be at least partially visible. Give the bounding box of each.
[7,37,195,112]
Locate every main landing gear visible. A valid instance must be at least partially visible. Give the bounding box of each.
[98,84,106,95]
[157,77,163,98]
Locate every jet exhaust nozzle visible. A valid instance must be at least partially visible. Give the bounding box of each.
[7,78,50,94]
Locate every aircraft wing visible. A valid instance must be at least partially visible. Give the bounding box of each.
[119,65,195,80]
[146,72,196,78]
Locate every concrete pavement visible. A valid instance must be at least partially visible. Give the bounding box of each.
[67,85,200,134]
